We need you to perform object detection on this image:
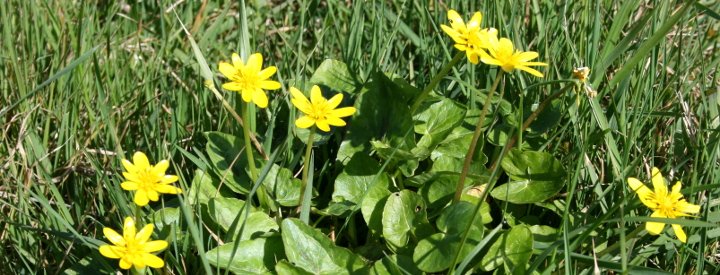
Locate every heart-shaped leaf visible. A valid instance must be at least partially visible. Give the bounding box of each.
[206,236,285,274]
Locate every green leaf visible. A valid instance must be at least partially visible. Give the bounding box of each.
[370,254,422,275]
[187,169,233,206]
[262,164,302,207]
[525,100,562,134]
[360,177,392,235]
[309,59,358,94]
[480,225,533,274]
[437,201,491,235]
[493,149,566,204]
[382,190,434,252]
[331,153,391,213]
[338,72,416,174]
[275,260,314,275]
[411,172,488,211]
[413,233,459,273]
[414,97,466,150]
[206,236,285,274]
[151,207,180,237]
[204,131,253,194]
[208,197,278,241]
[280,218,367,274]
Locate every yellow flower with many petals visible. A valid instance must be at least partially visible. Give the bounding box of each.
[99,217,168,269]
[627,167,701,243]
[440,10,496,64]
[218,53,281,108]
[479,36,548,77]
[121,152,182,206]
[290,85,356,132]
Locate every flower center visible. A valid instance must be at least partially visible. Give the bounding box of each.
[656,195,678,217]
[232,69,259,90]
[136,167,162,189]
[308,102,330,121]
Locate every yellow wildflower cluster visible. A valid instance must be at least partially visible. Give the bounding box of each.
[441,10,547,77]
[98,151,181,270]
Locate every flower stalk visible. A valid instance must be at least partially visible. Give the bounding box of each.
[453,70,504,204]
[298,128,315,223]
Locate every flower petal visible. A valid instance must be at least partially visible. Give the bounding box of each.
[135,224,154,243]
[99,245,123,259]
[218,62,238,79]
[677,200,700,214]
[671,224,687,243]
[119,257,133,269]
[326,93,343,110]
[121,181,139,191]
[497,38,515,55]
[121,159,138,173]
[134,190,150,206]
[295,116,315,129]
[103,228,126,246]
[142,253,165,268]
[147,190,160,202]
[671,181,682,196]
[651,167,667,198]
[123,217,136,241]
[447,10,466,32]
[143,240,169,253]
[326,116,347,127]
[329,107,356,118]
[155,184,182,194]
[516,51,539,62]
[133,152,150,170]
[316,119,331,132]
[260,80,282,90]
[627,177,655,209]
[515,65,544,78]
[258,66,277,80]
[467,12,482,29]
[161,175,179,184]
[152,160,169,175]
[645,211,666,235]
[231,53,243,69]
[241,89,253,103]
[252,89,269,108]
[247,53,263,72]
[310,85,324,105]
[221,82,243,91]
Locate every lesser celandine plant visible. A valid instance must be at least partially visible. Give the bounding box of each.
[627,167,701,243]
[99,217,168,270]
[218,52,280,209]
[290,85,356,222]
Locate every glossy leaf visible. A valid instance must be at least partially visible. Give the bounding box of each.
[206,237,285,274]
[281,218,367,274]
[382,190,433,252]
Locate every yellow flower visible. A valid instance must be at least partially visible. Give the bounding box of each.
[289,85,356,132]
[99,217,168,269]
[479,36,548,77]
[440,10,496,64]
[627,167,701,243]
[218,53,281,108]
[572,66,590,83]
[121,152,182,206]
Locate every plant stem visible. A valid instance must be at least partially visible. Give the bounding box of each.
[410,51,464,114]
[298,128,315,221]
[488,85,574,170]
[452,70,504,204]
[242,103,269,209]
[242,103,259,180]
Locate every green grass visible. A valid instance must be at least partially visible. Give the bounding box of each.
[1,0,719,274]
